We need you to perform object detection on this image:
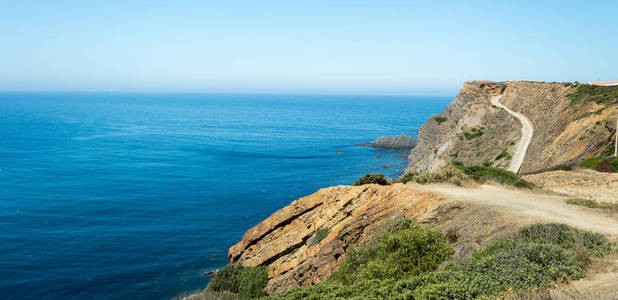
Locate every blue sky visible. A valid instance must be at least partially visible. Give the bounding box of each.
[1,1,616,95]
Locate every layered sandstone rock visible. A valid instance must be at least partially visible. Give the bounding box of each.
[226,182,526,295]
[228,184,446,294]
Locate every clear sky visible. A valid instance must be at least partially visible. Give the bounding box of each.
[1,1,617,95]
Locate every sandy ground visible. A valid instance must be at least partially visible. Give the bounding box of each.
[524,169,618,204]
[491,95,534,174]
[414,184,618,235]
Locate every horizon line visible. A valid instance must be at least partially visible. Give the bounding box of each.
[0,89,456,98]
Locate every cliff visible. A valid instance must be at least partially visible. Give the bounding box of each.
[226,184,522,294]
[408,81,617,173]
[210,80,618,298]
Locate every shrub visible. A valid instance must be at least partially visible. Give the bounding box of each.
[601,145,615,157]
[610,157,618,172]
[352,173,389,186]
[568,84,618,106]
[453,163,536,188]
[581,157,607,169]
[309,227,331,246]
[463,129,484,140]
[273,224,611,300]
[206,265,268,299]
[495,148,509,160]
[566,198,618,210]
[434,116,448,124]
[395,171,418,184]
[394,165,471,186]
[329,219,453,284]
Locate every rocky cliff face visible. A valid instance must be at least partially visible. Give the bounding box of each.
[228,184,444,294]
[227,184,521,294]
[408,81,617,173]
[221,80,617,296]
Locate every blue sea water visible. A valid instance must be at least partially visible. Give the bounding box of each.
[0,92,451,300]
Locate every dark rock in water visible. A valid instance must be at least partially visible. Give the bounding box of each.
[204,269,219,277]
[357,134,417,149]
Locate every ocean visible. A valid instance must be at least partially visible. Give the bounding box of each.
[0,92,451,299]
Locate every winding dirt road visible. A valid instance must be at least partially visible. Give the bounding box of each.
[416,184,618,236]
[491,95,534,173]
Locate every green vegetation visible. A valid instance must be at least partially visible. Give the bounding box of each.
[449,151,459,158]
[494,148,509,160]
[601,145,615,157]
[580,144,617,172]
[395,165,471,186]
[474,141,482,148]
[352,173,389,186]
[452,162,536,188]
[576,106,610,120]
[272,224,612,300]
[309,227,331,246]
[568,84,618,106]
[329,219,453,284]
[566,198,618,210]
[434,116,448,124]
[581,157,606,169]
[463,128,484,140]
[611,157,618,172]
[207,265,268,299]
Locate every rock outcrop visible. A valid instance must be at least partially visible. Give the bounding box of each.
[357,134,417,149]
[227,183,523,294]
[408,81,617,174]
[228,184,444,294]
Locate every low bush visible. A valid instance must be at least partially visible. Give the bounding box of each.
[329,219,453,284]
[308,227,331,246]
[464,129,484,140]
[352,173,389,186]
[581,157,607,169]
[272,224,612,300]
[434,116,448,124]
[395,165,471,186]
[495,148,509,160]
[454,163,536,188]
[566,198,618,210]
[601,145,615,157]
[610,157,618,172]
[206,265,268,299]
[568,84,618,106]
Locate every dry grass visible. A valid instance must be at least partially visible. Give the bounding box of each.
[396,165,472,186]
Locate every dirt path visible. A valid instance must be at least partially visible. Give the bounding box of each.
[491,95,534,174]
[415,184,618,236]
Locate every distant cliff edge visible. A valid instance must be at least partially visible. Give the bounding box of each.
[408,81,617,174]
